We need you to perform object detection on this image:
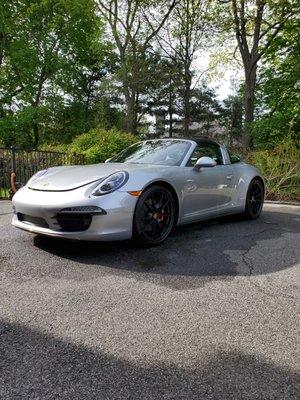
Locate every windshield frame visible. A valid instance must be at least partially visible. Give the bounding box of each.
[109,139,196,167]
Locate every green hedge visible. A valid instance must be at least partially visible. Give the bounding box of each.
[70,127,137,164]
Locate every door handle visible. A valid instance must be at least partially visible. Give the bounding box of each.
[226,175,233,180]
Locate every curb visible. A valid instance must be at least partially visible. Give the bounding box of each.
[264,200,300,207]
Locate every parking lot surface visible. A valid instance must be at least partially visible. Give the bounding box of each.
[0,200,299,399]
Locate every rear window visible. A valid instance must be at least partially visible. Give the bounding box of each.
[229,153,241,164]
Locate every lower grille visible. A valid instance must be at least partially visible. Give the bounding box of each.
[17,213,49,228]
[56,213,92,232]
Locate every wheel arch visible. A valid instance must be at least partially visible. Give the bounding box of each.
[234,163,266,209]
[140,180,180,224]
[249,175,266,199]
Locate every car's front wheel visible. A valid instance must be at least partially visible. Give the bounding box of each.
[244,178,264,219]
[133,185,176,246]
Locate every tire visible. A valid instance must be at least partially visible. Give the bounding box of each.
[133,185,176,246]
[244,178,264,219]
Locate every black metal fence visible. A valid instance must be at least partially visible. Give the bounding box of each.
[0,147,85,199]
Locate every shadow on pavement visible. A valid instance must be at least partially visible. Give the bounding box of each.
[0,319,299,400]
[31,209,300,290]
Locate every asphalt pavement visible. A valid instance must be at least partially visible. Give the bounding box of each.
[0,200,299,399]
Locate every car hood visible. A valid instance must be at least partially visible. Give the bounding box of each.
[28,163,130,191]
[27,163,171,191]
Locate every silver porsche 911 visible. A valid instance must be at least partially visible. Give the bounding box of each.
[12,138,265,245]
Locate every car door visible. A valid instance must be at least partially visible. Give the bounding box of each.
[181,143,235,222]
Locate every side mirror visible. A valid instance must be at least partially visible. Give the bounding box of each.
[193,156,217,171]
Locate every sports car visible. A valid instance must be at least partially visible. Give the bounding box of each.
[12,138,265,245]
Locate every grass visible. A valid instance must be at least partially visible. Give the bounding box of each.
[231,139,300,202]
[249,142,300,202]
[0,187,10,199]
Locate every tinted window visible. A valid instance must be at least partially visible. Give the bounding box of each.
[187,144,224,166]
[109,140,191,166]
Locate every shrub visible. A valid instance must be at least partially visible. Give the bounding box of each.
[248,140,300,201]
[37,143,84,165]
[70,127,138,164]
[39,143,70,153]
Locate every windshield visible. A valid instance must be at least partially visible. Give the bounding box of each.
[109,140,191,166]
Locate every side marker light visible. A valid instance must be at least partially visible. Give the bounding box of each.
[128,190,142,197]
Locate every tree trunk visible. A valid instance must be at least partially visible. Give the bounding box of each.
[183,92,190,136]
[124,91,138,134]
[121,64,138,134]
[32,120,39,148]
[133,92,139,134]
[183,63,192,137]
[155,113,166,137]
[169,111,173,138]
[85,79,93,122]
[0,32,5,66]
[243,64,257,148]
[168,80,173,138]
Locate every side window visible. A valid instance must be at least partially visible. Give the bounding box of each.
[187,144,224,166]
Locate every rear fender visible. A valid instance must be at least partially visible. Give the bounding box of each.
[232,165,265,208]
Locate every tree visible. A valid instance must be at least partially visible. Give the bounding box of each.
[221,93,243,146]
[143,57,183,137]
[174,0,211,136]
[189,86,223,135]
[141,56,223,139]
[156,0,211,136]
[253,15,300,147]
[0,0,108,148]
[96,0,177,134]
[221,0,299,147]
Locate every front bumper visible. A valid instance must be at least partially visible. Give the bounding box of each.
[11,185,138,241]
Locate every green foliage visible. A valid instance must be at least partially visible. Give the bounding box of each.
[253,110,299,149]
[249,140,300,200]
[0,188,10,199]
[0,106,51,148]
[69,128,138,164]
[0,0,299,159]
[221,93,244,146]
[39,143,70,153]
[253,12,300,148]
[38,100,124,146]
[0,0,112,148]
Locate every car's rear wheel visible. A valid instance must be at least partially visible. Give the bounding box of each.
[244,178,264,219]
[133,185,176,246]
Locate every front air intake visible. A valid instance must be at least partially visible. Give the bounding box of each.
[56,213,93,232]
[17,213,49,229]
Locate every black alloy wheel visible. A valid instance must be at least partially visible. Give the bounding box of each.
[244,178,264,219]
[133,185,176,245]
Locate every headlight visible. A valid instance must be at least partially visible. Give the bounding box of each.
[92,171,128,196]
[27,169,48,185]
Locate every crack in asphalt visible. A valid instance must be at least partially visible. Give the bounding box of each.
[241,229,299,301]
